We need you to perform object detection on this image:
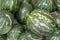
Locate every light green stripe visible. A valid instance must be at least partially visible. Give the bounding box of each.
[40,23,53,31]
[38,11,54,19]
[33,13,53,23]
[10,0,13,11]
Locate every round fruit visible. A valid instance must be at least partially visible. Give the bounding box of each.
[17,0,22,4]
[55,0,60,10]
[31,0,54,11]
[19,31,41,40]
[0,0,2,10]
[26,9,56,36]
[0,10,13,35]
[0,35,5,40]
[16,2,32,24]
[2,0,19,13]
[51,11,60,28]
[53,0,57,11]
[47,29,60,40]
[7,24,25,40]
[23,0,30,3]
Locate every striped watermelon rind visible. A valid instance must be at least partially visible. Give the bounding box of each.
[0,10,13,35]
[26,9,56,36]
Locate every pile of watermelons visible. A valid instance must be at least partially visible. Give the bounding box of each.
[0,0,60,40]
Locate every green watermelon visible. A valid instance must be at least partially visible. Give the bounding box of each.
[26,9,56,36]
[31,0,54,11]
[17,0,22,4]
[23,0,30,3]
[7,24,25,40]
[51,11,60,28]
[47,29,60,40]
[52,0,57,11]
[0,35,5,40]
[0,0,2,10]
[0,10,13,35]
[54,0,60,10]
[19,31,42,40]
[2,0,19,13]
[16,2,32,24]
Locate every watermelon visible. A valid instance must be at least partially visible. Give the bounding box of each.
[0,35,5,40]
[26,9,56,36]
[54,0,60,10]
[47,29,60,40]
[17,0,22,4]
[51,11,60,28]
[23,0,30,3]
[2,0,19,13]
[16,2,32,24]
[0,10,13,35]
[31,0,54,11]
[7,24,25,40]
[19,31,42,40]
[52,0,57,11]
[0,0,2,10]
